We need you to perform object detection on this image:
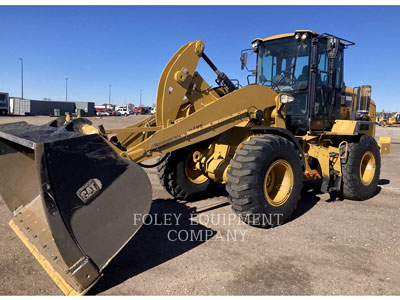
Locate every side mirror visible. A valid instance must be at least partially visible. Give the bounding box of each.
[240,52,248,70]
[327,37,340,59]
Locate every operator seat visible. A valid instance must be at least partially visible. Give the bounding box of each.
[294,65,309,90]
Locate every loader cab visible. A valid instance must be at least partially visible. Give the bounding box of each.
[382,112,391,120]
[254,31,354,134]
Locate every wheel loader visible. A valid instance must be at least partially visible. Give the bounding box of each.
[377,112,400,127]
[0,30,391,295]
[377,112,391,126]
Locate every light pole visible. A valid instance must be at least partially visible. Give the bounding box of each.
[19,58,24,100]
[65,78,68,101]
[108,84,112,106]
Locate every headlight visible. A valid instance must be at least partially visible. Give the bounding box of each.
[252,40,260,50]
[280,94,295,104]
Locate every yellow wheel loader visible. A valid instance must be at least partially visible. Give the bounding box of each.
[0,30,391,295]
[377,112,400,127]
[377,112,391,126]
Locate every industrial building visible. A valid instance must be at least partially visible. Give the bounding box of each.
[8,97,95,116]
[72,101,95,116]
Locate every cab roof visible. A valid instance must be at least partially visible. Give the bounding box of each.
[252,30,354,47]
[252,30,318,44]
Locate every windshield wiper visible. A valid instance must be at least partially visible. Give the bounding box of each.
[274,44,301,88]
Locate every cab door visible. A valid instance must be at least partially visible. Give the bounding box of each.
[309,37,344,131]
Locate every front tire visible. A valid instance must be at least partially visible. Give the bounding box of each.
[340,135,381,200]
[157,146,216,201]
[226,135,303,228]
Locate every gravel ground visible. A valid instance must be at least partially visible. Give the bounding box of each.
[0,115,399,295]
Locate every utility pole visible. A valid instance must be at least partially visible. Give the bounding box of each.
[108,84,112,106]
[19,58,24,100]
[140,89,142,106]
[65,78,68,101]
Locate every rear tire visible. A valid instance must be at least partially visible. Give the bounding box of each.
[157,146,216,201]
[340,135,381,200]
[226,135,303,228]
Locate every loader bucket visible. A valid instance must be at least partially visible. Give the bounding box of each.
[0,121,152,295]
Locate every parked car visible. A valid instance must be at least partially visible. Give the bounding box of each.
[134,106,150,115]
[105,109,118,116]
[117,107,130,116]
[96,108,107,116]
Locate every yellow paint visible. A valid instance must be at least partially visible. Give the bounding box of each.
[378,136,391,154]
[80,124,100,135]
[252,33,294,44]
[359,151,376,186]
[307,143,342,177]
[204,128,252,184]
[156,41,204,127]
[330,120,358,135]
[263,159,294,207]
[184,149,208,184]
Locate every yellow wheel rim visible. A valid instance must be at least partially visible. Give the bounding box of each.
[263,159,294,207]
[360,151,376,186]
[185,150,208,184]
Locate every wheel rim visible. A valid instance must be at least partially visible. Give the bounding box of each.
[360,151,376,186]
[185,150,208,184]
[263,159,294,207]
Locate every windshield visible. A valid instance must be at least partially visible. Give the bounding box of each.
[256,37,310,92]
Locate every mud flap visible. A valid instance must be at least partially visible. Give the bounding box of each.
[0,122,152,294]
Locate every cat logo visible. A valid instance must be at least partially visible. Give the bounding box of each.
[76,178,102,204]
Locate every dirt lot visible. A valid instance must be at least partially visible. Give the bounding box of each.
[0,115,399,295]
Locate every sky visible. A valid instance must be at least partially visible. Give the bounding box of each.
[1,5,400,111]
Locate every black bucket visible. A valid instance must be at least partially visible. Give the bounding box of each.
[0,121,152,294]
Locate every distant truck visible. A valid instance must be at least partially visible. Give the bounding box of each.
[134,106,151,115]
[0,93,9,115]
[117,106,130,116]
